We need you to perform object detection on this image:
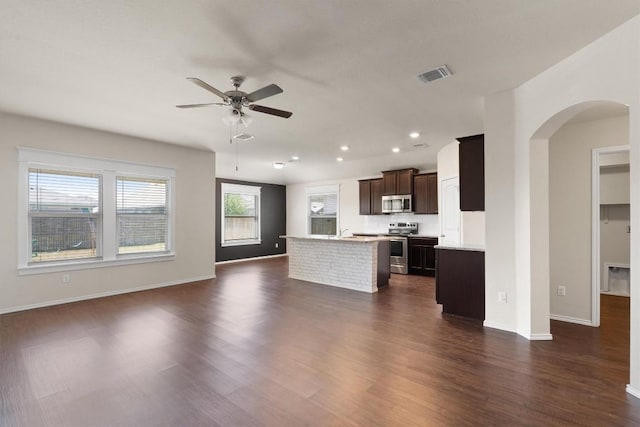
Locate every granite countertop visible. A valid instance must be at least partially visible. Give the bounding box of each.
[352,232,439,238]
[435,243,485,252]
[280,235,391,243]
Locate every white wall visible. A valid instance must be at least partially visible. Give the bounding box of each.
[484,15,640,394]
[0,113,216,313]
[287,178,363,236]
[548,115,629,322]
[363,213,438,236]
[286,177,439,237]
[436,140,486,246]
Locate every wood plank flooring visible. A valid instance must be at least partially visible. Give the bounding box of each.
[1,257,639,426]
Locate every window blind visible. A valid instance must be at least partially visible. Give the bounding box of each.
[116,177,168,254]
[28,168,101,262]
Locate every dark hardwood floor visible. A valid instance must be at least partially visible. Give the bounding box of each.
[1,257,638,426]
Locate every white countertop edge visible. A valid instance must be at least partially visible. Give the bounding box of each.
[280,235,391,243]
[435,244,485,252]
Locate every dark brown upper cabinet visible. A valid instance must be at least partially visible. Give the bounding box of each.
[457,134,484,211]
[382,168,418,195]
[358,178,384,215]
[371,179,383,214]
[414,173,438,214]
[359,180,372,215]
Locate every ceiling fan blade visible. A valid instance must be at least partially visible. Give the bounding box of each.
[176,102,224,108]
[245,84,283,102]
[249,104,293,118]
[186,77,229,100]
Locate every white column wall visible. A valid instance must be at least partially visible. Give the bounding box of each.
[484,91,518,332]
[485,15,640,394]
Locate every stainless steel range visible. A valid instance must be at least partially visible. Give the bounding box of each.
[388,222,418,274]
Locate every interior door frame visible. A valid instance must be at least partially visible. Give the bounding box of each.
[591,144,630,327]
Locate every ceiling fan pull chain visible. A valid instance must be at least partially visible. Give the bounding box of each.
[235,123,239,172]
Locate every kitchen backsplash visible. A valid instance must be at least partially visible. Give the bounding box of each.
[363,213,439,236]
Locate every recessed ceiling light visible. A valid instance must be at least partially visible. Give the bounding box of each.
[291,155,300,161]
[392,147,400,153]
[336,157,344,162]
[409,132,420,139]
[340,145,349,151]
[273,162,285,169]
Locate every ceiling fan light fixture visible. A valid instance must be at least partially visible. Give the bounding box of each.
[240,112,252,127]
[233,132,254,140]
[221,108,242,125]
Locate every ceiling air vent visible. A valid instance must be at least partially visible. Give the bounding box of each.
[417,65,453,83]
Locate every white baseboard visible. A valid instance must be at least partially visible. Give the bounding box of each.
[550,314,594,326]
[216,253,287,265]
[483,320,516,333]
[627,384,640,400]
[0,274,216,315]
[527,333,554,341]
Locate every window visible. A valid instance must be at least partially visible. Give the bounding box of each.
[306,185,339,236]
[18,148,175,274]
[221,183,261,246]
[29,169,102,262]
[117,177,169,254]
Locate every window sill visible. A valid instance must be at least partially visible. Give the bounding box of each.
[18,253,176,276]
[221,240,262,247]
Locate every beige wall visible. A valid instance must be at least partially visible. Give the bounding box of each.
[601,165,630,204]
[549,115,629,322]
[0,113,216,313]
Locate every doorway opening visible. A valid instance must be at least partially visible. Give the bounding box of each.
[592,146,630,326]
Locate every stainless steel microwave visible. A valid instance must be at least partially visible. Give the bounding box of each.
[381,194,412,213]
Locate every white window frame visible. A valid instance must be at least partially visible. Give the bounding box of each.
[18,147,176,275]
[305,184,340,237]
[220,183,261,247]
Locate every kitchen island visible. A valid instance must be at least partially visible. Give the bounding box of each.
[282,236,390,293]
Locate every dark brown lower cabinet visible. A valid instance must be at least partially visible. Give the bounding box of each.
[435,248,485,321]
[408,237,437,276]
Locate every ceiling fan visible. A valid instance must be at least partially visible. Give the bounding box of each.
[177,76,292,126]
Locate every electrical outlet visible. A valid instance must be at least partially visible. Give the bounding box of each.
[275,242,279,248]
[62,273,70,284]
[498,291,507,303]
[557,285,566,296]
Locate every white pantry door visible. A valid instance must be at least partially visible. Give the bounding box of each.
[440,176,460,246]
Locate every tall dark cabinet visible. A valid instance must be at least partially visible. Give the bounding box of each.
[358,178,383,215]
[413,173,438,214]
[457,134,484,211]
[358,180,372,215]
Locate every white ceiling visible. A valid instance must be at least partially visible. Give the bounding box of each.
[1,1,638,185]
